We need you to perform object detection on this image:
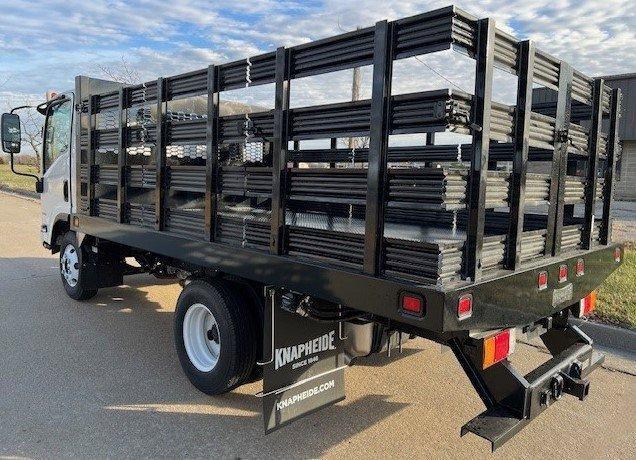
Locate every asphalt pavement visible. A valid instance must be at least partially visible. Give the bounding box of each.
[0,193,634,458]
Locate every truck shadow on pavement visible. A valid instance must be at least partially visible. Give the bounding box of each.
[2,258,412,458]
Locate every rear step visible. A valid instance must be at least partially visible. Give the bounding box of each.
[450,322,604,451]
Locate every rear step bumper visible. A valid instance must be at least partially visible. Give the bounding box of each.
[451,322,604,451]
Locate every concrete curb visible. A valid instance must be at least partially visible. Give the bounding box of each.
[572,318,636,356]
[0,186,39,201]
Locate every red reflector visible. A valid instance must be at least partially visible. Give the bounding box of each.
[558,264,568,283]
[538,271,548,290]
[614,247,621,263]
[576,258,585,277]
[401,294,423,315]
[457,294,473,320]
[494,329,511,362]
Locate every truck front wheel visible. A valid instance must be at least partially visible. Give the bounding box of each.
[174,279,258,395]
[59,232,98,301]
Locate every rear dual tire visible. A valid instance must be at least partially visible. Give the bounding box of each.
[174,279,259,395]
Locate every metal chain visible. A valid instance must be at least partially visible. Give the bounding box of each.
[140,82,148,148]
[243,57,253,163]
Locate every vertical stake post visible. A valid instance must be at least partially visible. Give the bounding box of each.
[506,40,535,269]
[117,87,127,223]
[270,47,290,255]
[465,18,495,281]
[154,78,166,231]
[600,88,621,245]
[545,62,573,256]
[205,65,220,242]
[87,94,95,216]
[363,20,393,276]
[582,79,604,249]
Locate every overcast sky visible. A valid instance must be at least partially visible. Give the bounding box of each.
[1,0,634,110]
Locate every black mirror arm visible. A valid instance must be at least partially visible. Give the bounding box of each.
[10,105,33,114]
[9,151,41,184]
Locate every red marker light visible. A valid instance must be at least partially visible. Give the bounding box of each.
[576,259,585,277]
[558,264,568,283]
[457,294,473,320]
[401,294,424,316]
[538,271,548,290]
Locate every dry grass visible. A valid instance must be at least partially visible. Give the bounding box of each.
[594,246,635,329]
[0,163,39,192]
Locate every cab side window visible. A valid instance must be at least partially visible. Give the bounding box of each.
[43,100,72,172]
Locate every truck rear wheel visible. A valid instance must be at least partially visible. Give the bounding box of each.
[59,232,98,301]
[174,279,258,395]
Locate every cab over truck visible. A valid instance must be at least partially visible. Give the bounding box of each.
[1,5,624,450]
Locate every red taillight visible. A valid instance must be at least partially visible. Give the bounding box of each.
[575,258,585,277]
[579,291,597,317]
[538,271,548,290]
[483,328,516,369]
[614,247,622,263]
[401,294,424,316]
[457,294,473,320]
[558,264,568,283]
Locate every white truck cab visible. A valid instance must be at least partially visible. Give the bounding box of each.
[40,92,74,247]
[1,91,75,249]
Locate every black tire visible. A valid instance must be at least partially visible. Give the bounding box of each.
[59,232,98,301]
[174,279,258,395]
[227,280,264,382]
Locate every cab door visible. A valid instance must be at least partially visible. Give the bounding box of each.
[40,95,73,245]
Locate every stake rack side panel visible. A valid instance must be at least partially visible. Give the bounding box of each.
[75,5,618,289]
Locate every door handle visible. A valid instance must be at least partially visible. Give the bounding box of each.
[63,180,69,202]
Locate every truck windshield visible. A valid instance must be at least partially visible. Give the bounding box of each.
[43,99,72,172]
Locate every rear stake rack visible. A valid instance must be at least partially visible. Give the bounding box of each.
[67,4,623,447]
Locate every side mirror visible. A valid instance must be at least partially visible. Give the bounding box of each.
[1,113,21,154]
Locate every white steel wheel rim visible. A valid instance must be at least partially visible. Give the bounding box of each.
[60,244,80,288]
[183,303,221,372]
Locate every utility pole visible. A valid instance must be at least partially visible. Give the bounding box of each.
[348,64,362,150]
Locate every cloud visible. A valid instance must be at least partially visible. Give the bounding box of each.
[0,0,633,110]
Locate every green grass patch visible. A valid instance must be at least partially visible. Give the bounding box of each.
[594,247,636,329]
[0,163,39,192]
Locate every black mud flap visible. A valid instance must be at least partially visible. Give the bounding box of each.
[260,289,346,433]
[81,240,124,289]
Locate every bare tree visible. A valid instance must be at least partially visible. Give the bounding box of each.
[20,109,43,170]
[97,55,141,85]
[2,97,44,171]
